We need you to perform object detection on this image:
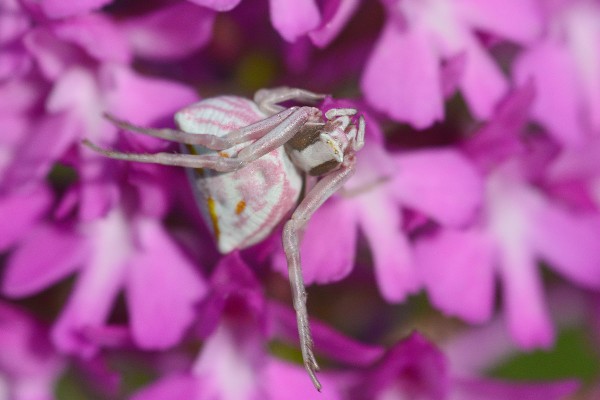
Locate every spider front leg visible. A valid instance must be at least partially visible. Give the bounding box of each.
[282,160,356,391]
[103,107,296,150]
[83,106,321,172]
[254,87,327,115]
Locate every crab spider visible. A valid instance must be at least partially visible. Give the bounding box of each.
[84,87,365,390]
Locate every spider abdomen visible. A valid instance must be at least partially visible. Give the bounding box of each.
[178,96,303,253]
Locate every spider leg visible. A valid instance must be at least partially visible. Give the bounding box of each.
[82,139,245,170]
[103,107,296,150]
[324,108,357,119]
[235,106,321,160]
[282,160,356,391]
[355,116,365,151]
[84,106,321,172]
[254,87,327,115]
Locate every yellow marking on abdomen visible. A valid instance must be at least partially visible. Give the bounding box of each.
[207,197,220,239]
[218,151,230,158]
[235,200,246,215]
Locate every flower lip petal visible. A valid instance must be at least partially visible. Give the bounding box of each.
[416,228,495,324]
[356,191,420,302]
[361,22,444,128]
[392,149,483,227]
[126,218,207,349]
[499,245,555,349]
[531,203,600,289]
[272,198,358,285]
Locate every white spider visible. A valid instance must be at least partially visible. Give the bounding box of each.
[84,87,365,390]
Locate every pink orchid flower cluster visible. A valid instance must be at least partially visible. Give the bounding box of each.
[1,0,599,398]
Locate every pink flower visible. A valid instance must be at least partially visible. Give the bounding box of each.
[362,0,542,128]
[0,5,204,208]
[0,0,596,395]
[514,0,600,147]
[0,4,215,358]
[349,332,578,400]
[2,158,209,356]
[416,85,600,347]
[130,253,377,399]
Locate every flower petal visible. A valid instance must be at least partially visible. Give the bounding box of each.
[52,209,132,356]
[52,262,126,357]
[356,191,419,302]
[76,157,120,222]
[3,223,86,297]
[463,82,534,170]
[192,323,263,399]
[126,218,207,349]
[51,14,130,64]
[548,138,600,181]
[265,360,343,399]
[186,0,242,12]
[0,303,64,399]
[269,0,321,42]
[309,0,360,48]
[103,65,197,124]
[440,52,467,97]
[28,0,112,19]
[458,0,542,44]
[121,2,215,60]
[497,242,554,349]
[565,2,600,133]
[362,22,443,128]
[488,168,555,348]
[458,38,507,120]
[392,149,482,226]
[196,252,265,338]
[272,197,358,284]
[514,41,584,146]
[0,1,30,45]
[268,302,385,366]
[2,114,79,190]
[415,228,495,323]
[0,186,51,251]
[531,203,600,288]
[357,333,448,400]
